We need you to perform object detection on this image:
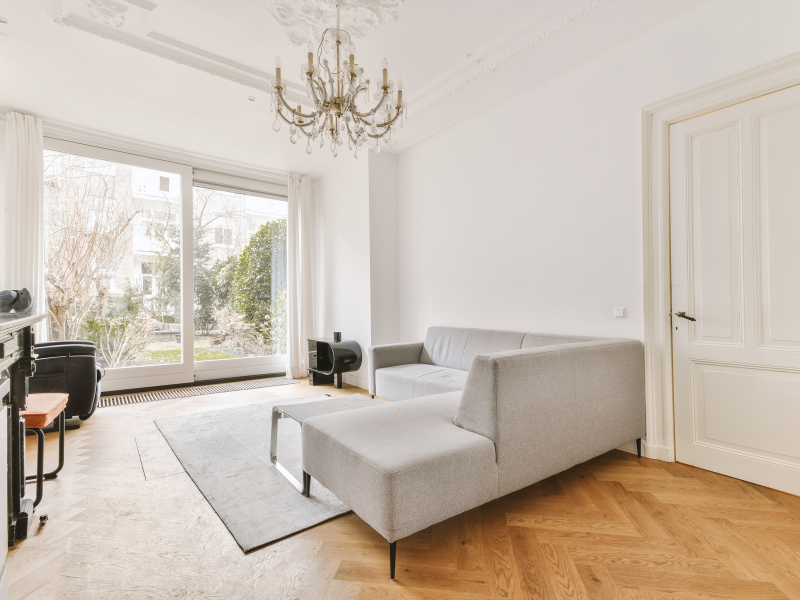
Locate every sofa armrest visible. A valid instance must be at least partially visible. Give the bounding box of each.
[455,339,646,496]
[367,342,424,396]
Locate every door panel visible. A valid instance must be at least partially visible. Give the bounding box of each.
[688,124,743,347]
[671,84,800,496]
[693,361,800,462]
[756,106,800,350]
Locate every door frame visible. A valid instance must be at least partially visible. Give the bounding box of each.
[642,51,800,462]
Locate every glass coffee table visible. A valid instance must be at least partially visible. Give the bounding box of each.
[270,394,382,496]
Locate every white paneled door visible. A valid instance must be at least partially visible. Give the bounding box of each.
[670,84,800,495]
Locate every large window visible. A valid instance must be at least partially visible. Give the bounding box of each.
[192,185,287,362]
[42,142,289,391]
[43,150,184,368]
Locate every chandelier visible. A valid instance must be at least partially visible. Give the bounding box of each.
[270,6,406,158]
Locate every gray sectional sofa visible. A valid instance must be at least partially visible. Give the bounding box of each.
[302,326,646,579]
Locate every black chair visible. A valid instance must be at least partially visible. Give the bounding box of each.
[29,341,105,425]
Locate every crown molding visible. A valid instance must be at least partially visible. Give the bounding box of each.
[40,117,288,184]
[406,0,609,119]
[52,2,311,107]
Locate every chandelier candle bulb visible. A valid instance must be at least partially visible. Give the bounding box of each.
[275,55,282,87]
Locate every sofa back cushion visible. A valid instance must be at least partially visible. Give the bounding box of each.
[420,327,528,370]
[459,329,526,370]
[521,333,601,348]
[420,327,471,369]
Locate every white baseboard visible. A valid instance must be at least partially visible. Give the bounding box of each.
[617,439,673,462]
[0,565,8,600]
[342,373,368,390]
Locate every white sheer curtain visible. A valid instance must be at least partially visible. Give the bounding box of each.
[286,175,316,378]
[4,111,46,340]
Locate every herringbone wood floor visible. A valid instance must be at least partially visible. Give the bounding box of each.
[7,379,800,599]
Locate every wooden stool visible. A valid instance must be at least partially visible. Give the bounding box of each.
[22,393,68,520]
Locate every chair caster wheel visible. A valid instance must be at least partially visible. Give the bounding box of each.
[39,515,48,526]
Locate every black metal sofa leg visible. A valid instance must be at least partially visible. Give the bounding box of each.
[636,437,642,459]
[302,471,311,497]
[389,541,396,579]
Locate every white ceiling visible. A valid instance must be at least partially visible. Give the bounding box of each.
[0,0,702,178]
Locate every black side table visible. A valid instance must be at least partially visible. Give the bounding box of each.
[307,338,362,389]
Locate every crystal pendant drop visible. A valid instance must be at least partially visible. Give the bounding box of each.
[320,137,325,148]
[290,124,297,134]
[306,141,312,154]
[333,146,339,158]
[371,123,377,134]
[348,138,353,150]
[272,116,281,132]
[330,141,336,152]
[354,146,359,159]
[290,133,298,144]
[375,143,381,155]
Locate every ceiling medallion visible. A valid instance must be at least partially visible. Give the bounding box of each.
[270,4,405,158]
[266,0,403,46]
[86,0,128,29]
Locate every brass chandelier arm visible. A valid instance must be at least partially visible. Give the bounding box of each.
[276,91,317,120]
[352,104,402,135]
[276,109,314,132]
[351,91,389,119]
[374,107,403,130]
[309,78,328,110]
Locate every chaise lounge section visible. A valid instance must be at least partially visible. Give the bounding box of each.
[302,327,646,579]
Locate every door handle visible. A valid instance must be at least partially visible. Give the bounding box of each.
[675,312,696,322]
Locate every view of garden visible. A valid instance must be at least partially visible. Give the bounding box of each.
[43,151,288,370]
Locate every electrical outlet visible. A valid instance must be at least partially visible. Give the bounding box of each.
[614,307,626,319]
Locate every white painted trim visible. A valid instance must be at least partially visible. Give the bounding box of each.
[0,565,8,600]
[642,51,800,463]
[52,8,310,107]
[193,169,288,197]
[40,118,288,184]
[406,0,610,118]
[342,372,368,390]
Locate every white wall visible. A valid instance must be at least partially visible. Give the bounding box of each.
[316,156,371,387]
[315,151,400,387]
[368,152,400,346]
[397,0,800,343]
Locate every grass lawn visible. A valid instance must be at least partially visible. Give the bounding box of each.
[142,346,238,363]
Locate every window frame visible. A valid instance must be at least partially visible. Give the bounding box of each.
[43,137,290,391]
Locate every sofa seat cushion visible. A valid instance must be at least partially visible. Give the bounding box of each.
[375,364,468,400]
[375,364,446,401]
[302,401,498,542]
[412,369,468,397]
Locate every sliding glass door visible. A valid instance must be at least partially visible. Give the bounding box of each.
[43,139,194,391]
[191,183,288,381]
[42,139,289,392]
